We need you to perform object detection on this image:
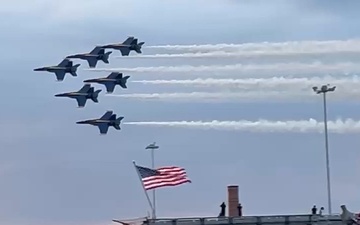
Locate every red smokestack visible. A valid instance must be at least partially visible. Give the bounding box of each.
[227,185,239,217]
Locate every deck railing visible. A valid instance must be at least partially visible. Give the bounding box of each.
[144,214,343,225]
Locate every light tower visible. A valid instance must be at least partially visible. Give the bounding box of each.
[312,84,336,215]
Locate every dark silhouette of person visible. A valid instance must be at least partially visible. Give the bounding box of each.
[238,203,243,217]
[312,205,317,215]
[218,202,226,217]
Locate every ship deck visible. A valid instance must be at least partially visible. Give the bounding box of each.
[145,214,343,225]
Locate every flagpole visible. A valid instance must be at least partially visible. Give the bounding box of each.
[132,160,154,214]
[145,142,159,219]
[150,148,156,219]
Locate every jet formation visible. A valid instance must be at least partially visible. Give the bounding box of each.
[84,72,130,93]
[101,36,145,56]
[76,110,124,135]
[33,36,145,134]
[55,84,101,108]
[33,58,80,81]
[66,46,112,68]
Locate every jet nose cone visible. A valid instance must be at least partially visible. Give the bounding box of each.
[76,121,86,124]
[55,92,69,97]
[34,68,41,71]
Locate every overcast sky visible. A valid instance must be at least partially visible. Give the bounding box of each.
[1,1,360,225]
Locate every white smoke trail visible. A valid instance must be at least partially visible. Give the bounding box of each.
[88,62,360,75]
[121,49,360,59]
[107,90,360,102]
[124,118,360,133]
[145,39,360,53]
[131,76,360,90]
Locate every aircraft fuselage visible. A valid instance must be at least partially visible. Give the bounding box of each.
[77,119,110,125]
[103,44,131,50]
[68,54,103,60]
[55,92,89,98]
[34,66,68,72]
[85,77,128,84]
[77,119,119,126]
[93,78,117,82]
[34,66,72,73]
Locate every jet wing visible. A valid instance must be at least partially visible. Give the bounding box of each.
[86,58,98,68]
[98,124,109,134]
[75,96,87,108]
[119,47,130,56]
[100,111,113,120]
[58,58,71,67]
[54,71,66,81]
[122,37,134,45]
[89,46,103,55]
[78,84,91,93]
[104,82,116,93]
[107,72,122,79]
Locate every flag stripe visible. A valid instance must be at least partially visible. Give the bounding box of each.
[157,168,185,173]
[143,174,188,184]
[145,179,191,190]
[143,174,189,187]
[136,164,191,190]
[157,166,185,170]
[143,171,187,182]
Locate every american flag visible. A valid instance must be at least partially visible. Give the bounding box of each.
[135,164,191,190]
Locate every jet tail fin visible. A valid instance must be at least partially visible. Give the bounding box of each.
[135,42,144,54]
[114,124,121,130]
[114,116,124,130]
[120,76,130,89]
[123,37,134,45]
[91,90,102,103]
[70,64,81,76]
[102,51,112,64]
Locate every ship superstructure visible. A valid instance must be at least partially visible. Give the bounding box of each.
[114,185,357,225]
[145,213,342,225]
